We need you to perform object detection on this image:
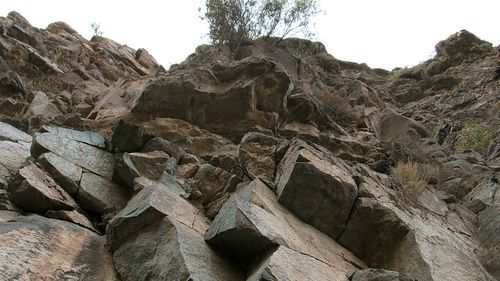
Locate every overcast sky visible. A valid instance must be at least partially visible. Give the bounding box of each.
[2,0,499,70]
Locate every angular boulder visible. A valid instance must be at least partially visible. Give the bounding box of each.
[76,172,128,214]
[114,150,172,189]
[113,218,245,281]
[41,125,106,148]
[276,146,358,239]
[106,181,209,251]
[338,197,410,266]
[9,163,77,213]
[248,246,349,281]
[0,215,117,280]
[108,179,244,281]
[132,57,292,141]
[111,119,145,152]
[31,132,114,179]
[205,179,365,277]
[37,152,82,195]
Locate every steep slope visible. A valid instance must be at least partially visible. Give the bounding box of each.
[0,11,498,281]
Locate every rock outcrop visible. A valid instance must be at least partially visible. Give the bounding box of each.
[0,11,498,281]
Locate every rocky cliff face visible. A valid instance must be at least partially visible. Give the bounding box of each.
[0,11,499,281]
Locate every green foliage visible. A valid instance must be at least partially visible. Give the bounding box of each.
[457,122,498,153]
[202,0,320,50]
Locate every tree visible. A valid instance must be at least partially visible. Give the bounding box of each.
[202,0,319,50]
[90,22,103,37]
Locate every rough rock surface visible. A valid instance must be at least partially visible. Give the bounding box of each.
[0,12,498,281]
[0,214,117,280]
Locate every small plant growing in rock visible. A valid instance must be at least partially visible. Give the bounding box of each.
[391,161,428,202]
[320,94,357,126]
[457,122,498,153]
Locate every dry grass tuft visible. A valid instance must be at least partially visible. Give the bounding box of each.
[391,161,428,202]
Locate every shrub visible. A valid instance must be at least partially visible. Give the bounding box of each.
[457,122,498,153]
[319,94,357,126]
[202,0,320,50]
[391,161,428,202]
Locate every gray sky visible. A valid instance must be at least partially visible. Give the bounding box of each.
[2,0,499,70]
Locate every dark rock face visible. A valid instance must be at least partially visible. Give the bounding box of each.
[338,197,410,266]
[0,11,498,281]
[477,205,500,279]
[276,145,358,239]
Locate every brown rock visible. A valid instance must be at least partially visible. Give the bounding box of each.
[248,246,349,281]
[351,268,416,281]
[76,172,128,214]
[37,152,82,195]
[276,145,358,239]
[205,179,366,276]
[31,132,114,179]
[9,163,77,213]
[0,214,118,280]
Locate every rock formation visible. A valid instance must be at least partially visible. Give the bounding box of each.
[0,11,498,281]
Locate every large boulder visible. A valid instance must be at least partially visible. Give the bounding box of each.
[141,118,238,158]
[0,122,31,188]
[37,152,82,196]
[276,144,358,239]
[75,172,128,215]
[248,246,349,281]
[0,215,117,280]
[205,179,366,278]
[108,179,244,281]
[132,57,292,141]
[9,163,78,213]
[31,131,114,179]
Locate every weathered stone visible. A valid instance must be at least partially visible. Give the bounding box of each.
[9,163,77,213]
[248,246,349,281]
[76,172,128,214]
[351,268,416,281]
[37,152,82,195]
[109,179,243,280]
[42,125,106,148]
[205,179,366,277]
[0,210,21,222]
[238,132,286,184]
[370,108,428,143]
[24,91,63,122]
[111,119,145,152]
[142,136,185,161]
[107,181,209,251]
[114,151,172,189]
[141,118,238,157]
[133,57,291,141]
[189,163,243,218]
[276,146,358,239]
[31,132,114,179]
[45,209,96,232]
[113,218,245,281]
[477,204,500,279]
[0,123,31,188]
[354,166,496,281]
[338,197,410,267]
[0,215,118,280]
